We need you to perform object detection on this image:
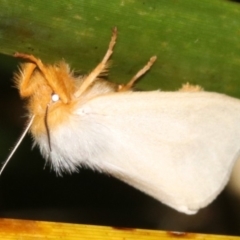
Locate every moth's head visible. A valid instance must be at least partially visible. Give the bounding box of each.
[14,53,77,136]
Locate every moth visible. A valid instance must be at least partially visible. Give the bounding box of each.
[2,27,240,215]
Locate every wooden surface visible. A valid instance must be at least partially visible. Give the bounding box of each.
[0,218,239,240]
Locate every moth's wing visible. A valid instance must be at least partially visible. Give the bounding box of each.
[78,91,240,214]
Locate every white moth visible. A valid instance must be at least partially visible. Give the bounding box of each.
[2,28,239,215]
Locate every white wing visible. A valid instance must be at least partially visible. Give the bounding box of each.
[43,91,240,214]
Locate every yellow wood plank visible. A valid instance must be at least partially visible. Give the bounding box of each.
[0,218,239,240]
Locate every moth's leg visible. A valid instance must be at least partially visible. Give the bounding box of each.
[15,52,72,103]
[178,83,204,92]
[74,27,118,97]
[14,52,66,100]
[118,56,157,92]
[14,53,47,76]
[16,62,37,97]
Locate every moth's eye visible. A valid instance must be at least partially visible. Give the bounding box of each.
[51,93,60,102]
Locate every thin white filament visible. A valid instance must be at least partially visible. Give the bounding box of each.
[0,115,35,175]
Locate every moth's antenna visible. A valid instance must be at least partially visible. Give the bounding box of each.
[0,115,35,176]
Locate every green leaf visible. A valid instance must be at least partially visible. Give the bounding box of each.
[0,0,240,95]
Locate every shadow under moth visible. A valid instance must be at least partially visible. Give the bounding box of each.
[2,27,240,215]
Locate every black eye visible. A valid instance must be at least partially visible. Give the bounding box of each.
[51,93,60,102]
